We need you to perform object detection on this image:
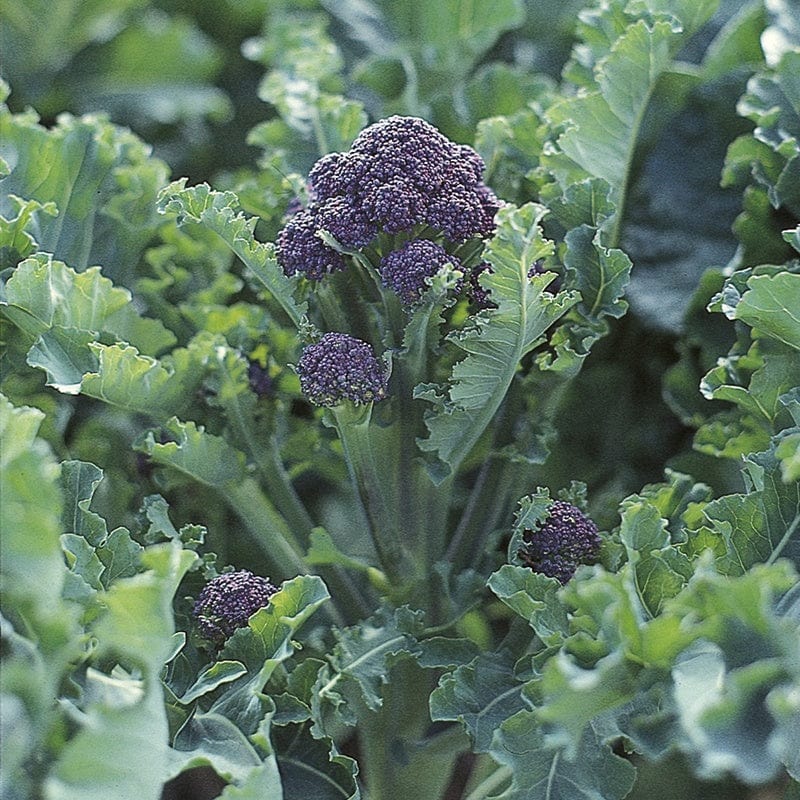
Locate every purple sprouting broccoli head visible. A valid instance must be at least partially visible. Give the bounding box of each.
[193,570,278,645]
[297,332,388,407]
[276,209,346,280]
[275,116,501,280]
[517,500,601,583]
[379,240,462,306]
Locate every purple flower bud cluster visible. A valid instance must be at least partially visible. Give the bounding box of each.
[275,116,501,282]
[517,500,601,583]
[193,570,278,644]
[379,240,461,306]
[297,332,388,407]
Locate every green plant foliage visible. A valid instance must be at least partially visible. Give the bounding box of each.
[2,1,799,798]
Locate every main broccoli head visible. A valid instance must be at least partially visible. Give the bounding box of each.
[275,115,500,286]
[297,332,388,407]
[193,570,278,644]
[517,501,601,583]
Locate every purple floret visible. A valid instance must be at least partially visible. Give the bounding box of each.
[297,332,388,407]
[274,116,500,280]
[380,240,461,306]
[193,570,278,644]
[315,197,378,249]
[363,178,427,234]
[308,152,347,202]
[517,500,601,583]
[276,209,346,280]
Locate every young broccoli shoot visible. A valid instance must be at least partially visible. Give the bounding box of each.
[379,239,462,306]
[193,570,278,644]
[517,500,601,583]
[297,332,388,407]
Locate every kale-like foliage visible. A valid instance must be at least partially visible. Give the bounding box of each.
[193,569,279,644]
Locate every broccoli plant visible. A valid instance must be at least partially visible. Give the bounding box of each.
[0,1,799,799]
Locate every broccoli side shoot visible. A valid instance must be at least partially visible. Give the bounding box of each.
[517,500,601,583]
[297,332,388,407]
[379,240,462,306]
[193,570,278,644]
[275,115,501,287]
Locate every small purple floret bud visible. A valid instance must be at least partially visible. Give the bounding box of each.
[193,570,278,644]
[297,332,388,407]
[518,501,601,583]
[379,240,461,306]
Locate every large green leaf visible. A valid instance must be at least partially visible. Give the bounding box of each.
[416,203,578,478]
[543,18,679,203]
[0,102,169,284]
[733,273,800,351]
[311,607,424,735]
[489,711,636,800]
[429,650,526,753]
[1,254,175,354]
[157,181,307,330]
[45,545,197,800]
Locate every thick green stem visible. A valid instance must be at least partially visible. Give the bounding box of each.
[463,766,513,800]
[225,478,308,576]
[330,404,411,587]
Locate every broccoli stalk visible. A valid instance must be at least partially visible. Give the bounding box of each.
[276,116,506,604]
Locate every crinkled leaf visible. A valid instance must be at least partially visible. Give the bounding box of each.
[733,273,800,350]
[488,565,569,646]
[416,204,578,478]
[563,224,632,320]
[618,500,693,617]
[77,342,206,419]
[209,576,329,734]
[157,180,306,329]
[1,254,175,354]
[137,417,246,489]
[274,725,360,800]
[489,711,636,800]
[311,607,424,734]
[697,442,800,573]
[430,650,526,752]
[543,19,680,200]
[0,103,169,284]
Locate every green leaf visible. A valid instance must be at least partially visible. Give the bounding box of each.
[543,19,679,200]
[734,273,800,350]
[0,195,57,267]
[489,711,636,800]
[563,224,632,320]
[0,103,169,284]
[0,394,66,610]
[698,442,800,574]
[46,545,197,800]
[157,180,307,329]
[77,342,206,419]
[179,662,249,705]
[429,650,526,752]
[416,203,578,478]
[137,417,247,489]
[274,725,360,800]
[488,565,569,646]
[618,500,693,617]
[210,576,329,734]
[312,607,424,733]
[1,254,175,354]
